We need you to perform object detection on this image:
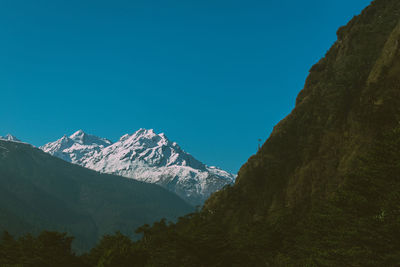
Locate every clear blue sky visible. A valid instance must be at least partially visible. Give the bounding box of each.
[1,0,371,173]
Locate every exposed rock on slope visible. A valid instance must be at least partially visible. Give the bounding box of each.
[40,130,112,163]
[41,129,235,205]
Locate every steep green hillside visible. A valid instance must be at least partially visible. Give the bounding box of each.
[2,0,400,265]
[0,140,193,252]
[80,0,400,265]
[205,0,400,229]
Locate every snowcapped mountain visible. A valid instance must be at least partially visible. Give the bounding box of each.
[41,130,112,163]
[41,129,236,205]
[0,134,21,142]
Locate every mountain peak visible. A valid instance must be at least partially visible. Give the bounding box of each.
[40,130,113,164]
[0,134,20,142]
[137,128,153,133]
[67,130,112,146]
[120,129,171,148]
[41,128,236,205]
[119,129,159,142]
[133,128,157,138]
[70,129,85,139]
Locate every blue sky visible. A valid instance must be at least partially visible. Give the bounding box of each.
[0,0,371,173]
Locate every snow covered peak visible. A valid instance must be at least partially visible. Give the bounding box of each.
[68,130,112,147]
[136,128,154,135]
[43,135,74,153]
[119,129,155,142]
[118,129,176,151]
[105,129,201,169]
[40,130,113,164]
[70,129,85,139]
[130,128,158,141]
[0,134,21,142]
[41,129,236,205]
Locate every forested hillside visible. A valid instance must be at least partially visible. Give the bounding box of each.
[0,140,193,252]
[2,0,400,266]
[109,0,400,265]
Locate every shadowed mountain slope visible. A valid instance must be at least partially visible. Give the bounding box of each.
[0,140,193,252]
[205,0,400,225]
[95,0,400,265]
[41,129,235,205]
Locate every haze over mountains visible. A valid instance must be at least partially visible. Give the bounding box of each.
[40,129,236,205]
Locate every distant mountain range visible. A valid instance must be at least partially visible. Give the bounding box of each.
[0,139,193,251]
[0,134,20,142]
[82,1,400,265]
[40,129,236,205]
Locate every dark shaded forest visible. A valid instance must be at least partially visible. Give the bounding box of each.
[2,125,400,266]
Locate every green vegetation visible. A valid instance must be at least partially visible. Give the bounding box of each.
[3,125,398,266]
[292,127,400,266]
[0,231,82,266]
[0,141,193,252]
[2,0,400,265]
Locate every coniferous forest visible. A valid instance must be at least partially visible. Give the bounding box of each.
[2,0,400,266]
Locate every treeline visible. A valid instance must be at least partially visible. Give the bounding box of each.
[2,127,400,266]
[0,231,82,266]
[0,230,146,267]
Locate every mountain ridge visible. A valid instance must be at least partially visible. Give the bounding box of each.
[0,134,20,142]
[89,0,400,265]
[0,139,193,252]
[40,129,235,205]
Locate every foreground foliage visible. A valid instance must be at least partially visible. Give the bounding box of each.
[2,126,400,266]
[3,0,400,266]
[0,139,193,252]
[0,231,82,266]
